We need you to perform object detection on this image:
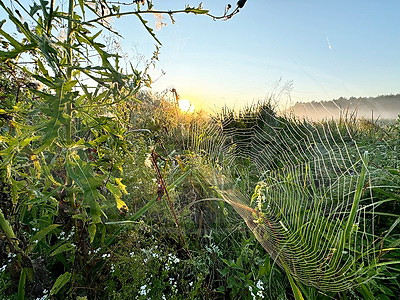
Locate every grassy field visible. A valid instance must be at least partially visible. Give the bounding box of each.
[1,86,399,299]
[0,1,399,298]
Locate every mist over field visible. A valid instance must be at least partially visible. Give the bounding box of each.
[288,94,400,120]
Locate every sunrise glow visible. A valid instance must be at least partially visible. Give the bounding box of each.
[178,99,195,113]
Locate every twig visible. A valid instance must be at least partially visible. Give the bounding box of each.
[87,4,244,24]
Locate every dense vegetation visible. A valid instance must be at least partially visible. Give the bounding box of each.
[0,1,399,299]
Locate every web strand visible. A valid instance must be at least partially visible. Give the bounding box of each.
[185,102,384,292]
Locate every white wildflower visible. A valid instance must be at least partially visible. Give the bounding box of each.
[248,286,256,300]
[139,284,148,296]
[256,280,264,290]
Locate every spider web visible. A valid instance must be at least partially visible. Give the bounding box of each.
[187,103,381,292]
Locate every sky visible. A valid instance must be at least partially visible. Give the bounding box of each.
[1,1,400,112]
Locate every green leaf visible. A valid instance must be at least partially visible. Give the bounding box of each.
[112,5,120,14]
[66,153,103,199]
[89,134,110,146]
[50,243,76,256]
[17,268,27,300]
[88,223,96,243]
[29,224,60,244]
[166,170,191,192]
[0,1,37,43]
[36,59,49,77]
[106,181,129,211]
[102,124,124,139]
[389,238,400,248]
[185,8,209,14]
[29,3,41,16]
[370,260,400,268]
[374,187,400,202]
[63,79,78,91]
[286,270,304,300]
[358,283,375,300]
[20,136,40,149]
[0,49,27,60]
[136,13,161,45]
[129,197,157,221]
[0,27,23,49]
[50,272,71,295]
[106,182,121,198]
[71,213,88,220]
[90,199,102,223]
[104,220,137,225]
[103,198,158,246]
[31,74,60,89]
[33,123,60,154]
[0,208,17,241]
[386,167,400,176]
[78,0,85,15]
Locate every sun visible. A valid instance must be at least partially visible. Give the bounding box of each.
[178,99,195,113]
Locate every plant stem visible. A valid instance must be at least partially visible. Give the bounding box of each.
[65,0,76,212]
[65,0,74,146]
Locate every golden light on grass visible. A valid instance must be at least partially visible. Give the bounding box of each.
[178,99,195,113]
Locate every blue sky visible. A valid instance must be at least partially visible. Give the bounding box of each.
[1,1,399,112]
[116,0,400,111]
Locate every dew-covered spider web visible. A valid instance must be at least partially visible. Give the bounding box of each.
[184,103,384,293]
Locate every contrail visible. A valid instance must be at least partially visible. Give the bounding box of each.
[326,35,333,50]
